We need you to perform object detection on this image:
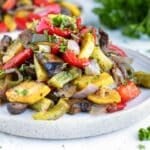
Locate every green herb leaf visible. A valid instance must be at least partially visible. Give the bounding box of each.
[94,0,150,38]
[15,89,28,96]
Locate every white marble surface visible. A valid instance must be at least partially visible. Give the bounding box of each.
[0,0,150,149]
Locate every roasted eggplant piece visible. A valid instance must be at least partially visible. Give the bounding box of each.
[44,62,66,77]
[0,35,12,51]
[68,99,92,114]
[19,29,33,45]
[7,102,27,115]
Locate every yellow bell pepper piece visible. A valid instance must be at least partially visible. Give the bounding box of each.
[15,10,29,18]
[3,40,23,63]
[4,15,16,31]
[74,72,114,89]
[60,1,81,17]
[79,33,95,59]
[18,0,32,5]
[88,88,121,104]
[34,55,48,82]
[91,47,113,72]
[6,81,51,105]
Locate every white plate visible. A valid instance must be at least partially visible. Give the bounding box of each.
[0,49,149,139]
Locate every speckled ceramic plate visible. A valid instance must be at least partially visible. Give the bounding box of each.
[0,0,150,139]
[0,47,149,139]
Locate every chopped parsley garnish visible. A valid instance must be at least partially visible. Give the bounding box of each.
[60,41,67,52]
[15,89,28,96]
[138,127,150,141]
[52,15,75,29]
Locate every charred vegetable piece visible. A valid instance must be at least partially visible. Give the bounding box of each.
[34,55,48,81]
[7,102,27,115]
[91,47,113,72]
[44,62,66,77]
[31,98,54,112]
[79,33,95,59]
[60,1,81,17]
[74,72,114,89]
[68,99,92,114]
[106,102,126,113]
[0,35,12,50]
[31,34,49,43]
[3,40,23,63]
[33,98,69,120]
[134,71,150,88]
[48,67,81,88]
[19,29,33,45]
[6,81,51,104]
[88,88,121,104]
[4,15,16,31]
[117,81,141,102]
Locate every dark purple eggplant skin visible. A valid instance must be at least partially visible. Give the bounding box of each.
[0,35,12,51]
[68,99,92,114]
[7,103,27,115]
[99,29,109,49]
[44,62,66,77]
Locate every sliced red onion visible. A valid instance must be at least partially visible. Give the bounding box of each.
[67,40,80,55]
[111,55,133,65]
[90,105,106,116]
[85,60,101,75]
[72,84,98,99]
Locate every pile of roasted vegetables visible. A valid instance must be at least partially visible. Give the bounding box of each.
[0,0,81,32]
[0,14,149,121]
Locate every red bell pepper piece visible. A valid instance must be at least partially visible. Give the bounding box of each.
[117,81,141,103]
[51,43,60,54]
[37,4,61,17]
[36,18,71,38]
[106,102,126,113]
[108,44,127,57]
[28,13,41,21]
[2,0,16,10]
[0,22,8,32]
[63,50,89,68]
[15,17,28,30]
[48,26,71,38]
[33,0,50,6]
[76,17,82,30]
[3,49,33,70]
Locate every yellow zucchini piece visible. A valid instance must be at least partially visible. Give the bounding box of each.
[18,0,32,5]
[33,98,69,120]
[91,47,113,72]
[15,10,29,18]
[6,81,51,104]
[79,33,95,59]
[134,71,150,88]
[74,72,114,89]
[31,98,54,112]
[88,88,121,104]
[60,2,81,17]
[34,55,48,81]
[3,41,23,63]
[4,15,16,31]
